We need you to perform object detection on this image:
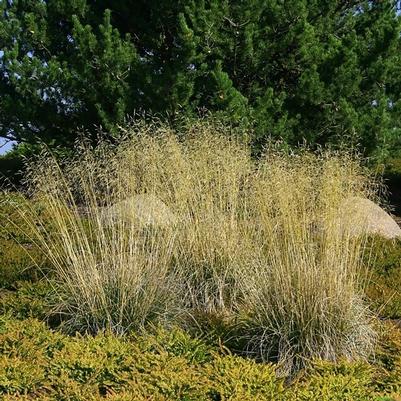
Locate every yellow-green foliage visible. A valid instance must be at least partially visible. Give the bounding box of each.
[0,193,48,288]
[374,321,401,396]
[0,238,39,288]
[0,281,55,320]
[205,355,285,401]
[3,121,379,373]
[0,316,276,400]
[288,361,377,401]
[0,316,399,400]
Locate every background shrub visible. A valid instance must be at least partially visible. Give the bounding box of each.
[365,238,401,319]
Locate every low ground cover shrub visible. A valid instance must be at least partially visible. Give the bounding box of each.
[0,280,56,321]
[0,193,49,289]
[374,321,401,396]
[0,315,400,400]
[0,238,40,289]
[365,238,401,319]
[1,121,380,374]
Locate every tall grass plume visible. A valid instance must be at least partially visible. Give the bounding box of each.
[2,120,378,373]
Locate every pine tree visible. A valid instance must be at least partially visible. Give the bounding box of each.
[0,1,139,145]
[183,0,401,158]
[1,0,400,158]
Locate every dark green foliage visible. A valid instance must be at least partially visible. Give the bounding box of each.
[365,237,401,319]
[1,1,401,158]
[0,150,23,188]
[0,143,50,188]
[372,321,401,396]
[383,156,401,216]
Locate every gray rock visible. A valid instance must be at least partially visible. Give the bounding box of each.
[332,196,401,239]
[101,194,177,228]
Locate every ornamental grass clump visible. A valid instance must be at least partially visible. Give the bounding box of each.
[3,120,377,373]
[8,136,179,334]
[238,151,377,374]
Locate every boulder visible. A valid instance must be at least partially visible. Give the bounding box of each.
[333,196,401,239]
[101,194,177,228]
